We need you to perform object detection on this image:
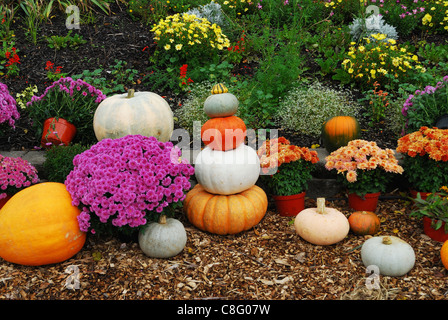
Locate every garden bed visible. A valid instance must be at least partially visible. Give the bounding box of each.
[1,0,448,305]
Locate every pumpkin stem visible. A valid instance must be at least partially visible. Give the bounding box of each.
[382,236,392,245]
[127,89,135,98]
[316,198,326,214]
[159,214,167,224]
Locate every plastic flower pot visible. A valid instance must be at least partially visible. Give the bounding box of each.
[41,117,76,148]
[272,192,306,217]
[348,192,380,212]
[423,217,448,242]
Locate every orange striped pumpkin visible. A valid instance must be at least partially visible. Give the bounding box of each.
[183,184,267,235]
[201,115,246,151]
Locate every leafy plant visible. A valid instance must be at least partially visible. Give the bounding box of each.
[410,187,448,233]
[348,15,398,42]
[401,76,448,134]
[397,126,448,193]
[43,144,89,183]
[257,137,319,196]
[46,30,87,50]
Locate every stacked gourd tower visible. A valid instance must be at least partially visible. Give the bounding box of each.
[184,84,268,235]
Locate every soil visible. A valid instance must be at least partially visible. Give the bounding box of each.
[1,2,446,305]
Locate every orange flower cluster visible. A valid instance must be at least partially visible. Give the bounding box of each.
[257,137,319,173]
[325,139,403,183]
[397,126,448,161]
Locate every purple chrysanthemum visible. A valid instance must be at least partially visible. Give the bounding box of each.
[65,135,194,234]
[0,155,40,199]
[0,83,20,129]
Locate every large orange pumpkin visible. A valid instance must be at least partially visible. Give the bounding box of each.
[441,240,448,270]
[201,115,247,151]
[0,182,86,266]
[183,184,267,235]
[321,115,361,153]
[348,211,380,235]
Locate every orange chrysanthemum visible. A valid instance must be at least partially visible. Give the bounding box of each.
[257,137,319,173]
[325,139,403,183]
[397,127,448,162]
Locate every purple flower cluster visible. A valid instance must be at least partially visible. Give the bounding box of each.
[0,155,40,199]
[402,75,448,117]
[0,83,20,129]
[65,135,195,234]
[27,77,106,107]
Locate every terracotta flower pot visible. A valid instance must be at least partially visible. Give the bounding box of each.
[423,216,448,242]
[0,195,12,210]
[41,117,77,148]
[348,192,380,212]
[410,189,432,201]
[272,192,306,217]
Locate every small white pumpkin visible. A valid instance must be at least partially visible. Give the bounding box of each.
[294,198,349,245]
[138,215,187,259]
[93,89,174,142]
[361,235,415,276]
[194,144,260,195]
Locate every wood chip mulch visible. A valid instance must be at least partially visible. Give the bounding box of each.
[1,195,447,303]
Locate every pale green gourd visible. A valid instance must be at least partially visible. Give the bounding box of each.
[138,215,187,259]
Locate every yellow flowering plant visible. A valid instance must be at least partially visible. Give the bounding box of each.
[325,139,403,197]
[337,33,426,89]
[397,126,448,192]
[150,13,230,66]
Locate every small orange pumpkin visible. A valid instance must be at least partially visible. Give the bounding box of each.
[0,182,86,266]
[183,184,267,235]
[348,211,380,235]
[321,115,361,153]
[441,240,448,270]
[201,115,247,151]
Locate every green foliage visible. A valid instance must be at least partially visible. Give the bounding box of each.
[260,159,315,196]
[275,81,361,138]
[410,187,448,233]
[72,60,139,96]
[401,155,448,193]
[43,144,89,183]
[337,168,394,197]
[46,30,87,50]
[174,81,216,134]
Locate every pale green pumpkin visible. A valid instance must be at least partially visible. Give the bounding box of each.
[93,89,174,142]
[203,92,239,118]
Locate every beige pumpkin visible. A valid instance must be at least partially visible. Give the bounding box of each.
[93,89,174,142]
[294,198,349,245]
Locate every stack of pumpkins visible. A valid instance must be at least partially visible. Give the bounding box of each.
[184,84,268,235]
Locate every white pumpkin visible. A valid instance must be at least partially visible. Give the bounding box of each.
[93,89,174,142]
[194,144,260,195]
[138,215,187,259]
[361,235,415,276]
[294,198,350,245]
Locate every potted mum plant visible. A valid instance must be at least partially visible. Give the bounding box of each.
[396,126,448,198]
[325,139,403,211]
[257,137,320,217]
[410,186,448,242]
[0,82,20,134]
[26,77,106,148]
[0,154,40,209]
[64,134,195,238]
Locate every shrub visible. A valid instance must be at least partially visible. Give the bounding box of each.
[43,144,89,183]
[274,81,361,137]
